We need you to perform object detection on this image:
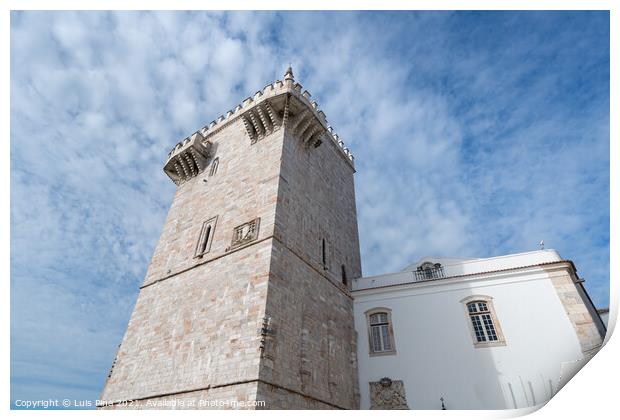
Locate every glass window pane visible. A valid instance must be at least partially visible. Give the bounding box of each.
[471,315,486,342]
[371,326,382,351]
[381,325,391,351]
[482,314,498,341]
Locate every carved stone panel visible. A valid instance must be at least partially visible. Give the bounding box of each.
[230,217,260,250]
[369,378,409,409]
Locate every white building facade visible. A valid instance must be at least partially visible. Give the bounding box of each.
[352,250,606,410]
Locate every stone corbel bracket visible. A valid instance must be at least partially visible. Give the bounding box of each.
[164,132,212,184]
[241,97,283,144]
[286,96,326,149]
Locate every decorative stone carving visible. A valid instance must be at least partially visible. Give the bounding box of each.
[369,377,409,409]
[229,217,260,250]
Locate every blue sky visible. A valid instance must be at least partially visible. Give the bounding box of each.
[10,11,609,408]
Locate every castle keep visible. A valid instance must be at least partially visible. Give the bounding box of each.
[100,67,362,409]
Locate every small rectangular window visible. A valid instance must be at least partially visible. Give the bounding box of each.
[194,216,217,258]
[341,265,348,286]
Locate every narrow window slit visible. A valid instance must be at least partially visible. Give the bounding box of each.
[209,157,219,177]
[199,225,211,254]
[194,217,217,258]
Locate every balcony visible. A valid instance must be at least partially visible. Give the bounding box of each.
[352,264,446,291]
[414,264,445,281]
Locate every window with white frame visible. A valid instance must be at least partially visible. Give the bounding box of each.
[462,296,506,347]
[366,309,396,355]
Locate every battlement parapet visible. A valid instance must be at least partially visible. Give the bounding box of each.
[164,67,354,183]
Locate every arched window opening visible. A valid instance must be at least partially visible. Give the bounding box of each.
[366,309,396,355]
[461,296,506,347]
[209,157,219,177]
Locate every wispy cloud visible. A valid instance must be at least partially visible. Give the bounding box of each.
[10,11,609,406]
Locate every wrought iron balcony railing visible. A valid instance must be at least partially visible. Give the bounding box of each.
[414,265,445,281]
[352,264,447,291]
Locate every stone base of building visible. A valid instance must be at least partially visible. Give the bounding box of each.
[98,379,359,410]
[98,381,260,410]
[256,381,346,409]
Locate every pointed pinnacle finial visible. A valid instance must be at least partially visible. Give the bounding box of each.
[284,65,294,81]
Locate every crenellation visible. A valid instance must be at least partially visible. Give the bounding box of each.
[167,67,354,168]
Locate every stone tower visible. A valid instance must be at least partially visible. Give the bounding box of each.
[100,67,362,409]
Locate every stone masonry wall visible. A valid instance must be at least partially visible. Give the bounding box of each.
[256,381,341,409]
[274,129,362,284]
[142,118,283,287]
[102,381,260,410]
[544,264,604,357]
[256,128,361,409]
[100,241,271,403]
[100,117,286,406]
